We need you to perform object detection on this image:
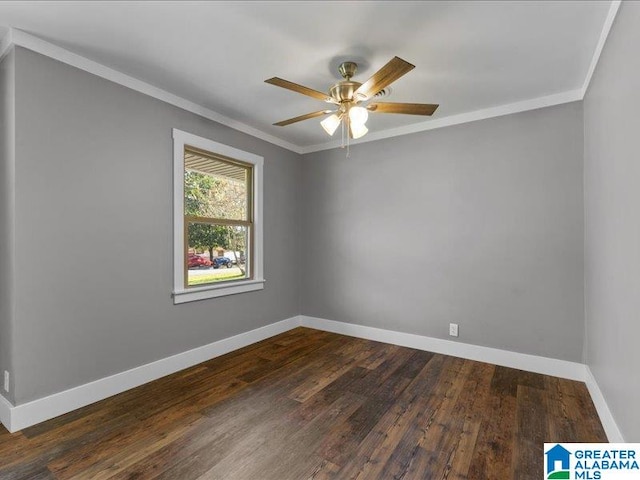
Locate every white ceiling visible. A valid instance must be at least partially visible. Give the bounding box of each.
[0,1,613,151]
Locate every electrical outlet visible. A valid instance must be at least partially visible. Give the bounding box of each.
[3,371,9,392]
[449,323,459,337]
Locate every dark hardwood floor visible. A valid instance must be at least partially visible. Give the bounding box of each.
[0,327,606,480]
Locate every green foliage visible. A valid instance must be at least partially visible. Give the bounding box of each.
[184,171,248,267]
[188,270,245,286]
[184,170,220,217]
[188,223,228,251]
[184,171,229,251]
[184,170,247,219]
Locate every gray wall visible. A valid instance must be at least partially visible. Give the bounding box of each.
[2,35,610,411]
[584,1,640,441]
[300,103,585,362]
[0,48,15,403]
[11,47,301,404]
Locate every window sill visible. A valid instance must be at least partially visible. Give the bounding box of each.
[173,278,265,304]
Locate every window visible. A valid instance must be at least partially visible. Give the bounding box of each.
[172,129,264,303]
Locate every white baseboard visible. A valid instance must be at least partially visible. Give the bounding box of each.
[0,394,11,431]
[1,316,301,433]
[1,314,622,443]
[584,367,625,442]
[301,316,586,381]
[302,315,625,442]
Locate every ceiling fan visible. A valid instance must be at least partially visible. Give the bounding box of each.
[265,56,439,140]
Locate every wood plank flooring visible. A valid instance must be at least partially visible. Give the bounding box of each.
[0,327,607,479]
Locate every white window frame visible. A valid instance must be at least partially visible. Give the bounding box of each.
[172,129,264,304]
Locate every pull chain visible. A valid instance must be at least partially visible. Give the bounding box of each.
[339,111,351,158]
[346,115,350,158]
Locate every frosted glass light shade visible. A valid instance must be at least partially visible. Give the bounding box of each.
[321,114,341,136]
[349,106,368,126]
[350,122,368,139]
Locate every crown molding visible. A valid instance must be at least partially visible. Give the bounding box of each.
[0,29,13,61]
[299,0,621,157]
[298,89,584,154]
[2,0,620,154]
[7,28,304,154]
[581,0,622,98]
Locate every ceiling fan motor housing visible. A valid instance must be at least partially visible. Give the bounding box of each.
[329,81,363,103]
[331,61,363,104]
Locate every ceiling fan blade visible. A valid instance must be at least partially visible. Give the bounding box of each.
[265,77,335,103]
[354,57,415,100]
[273,110,334,126]
[367,102,439,116]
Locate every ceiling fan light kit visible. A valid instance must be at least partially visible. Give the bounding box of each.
[350,122,368,140]
[320,113,342,136]
[348,106,368,125]
[265,56,439,151]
